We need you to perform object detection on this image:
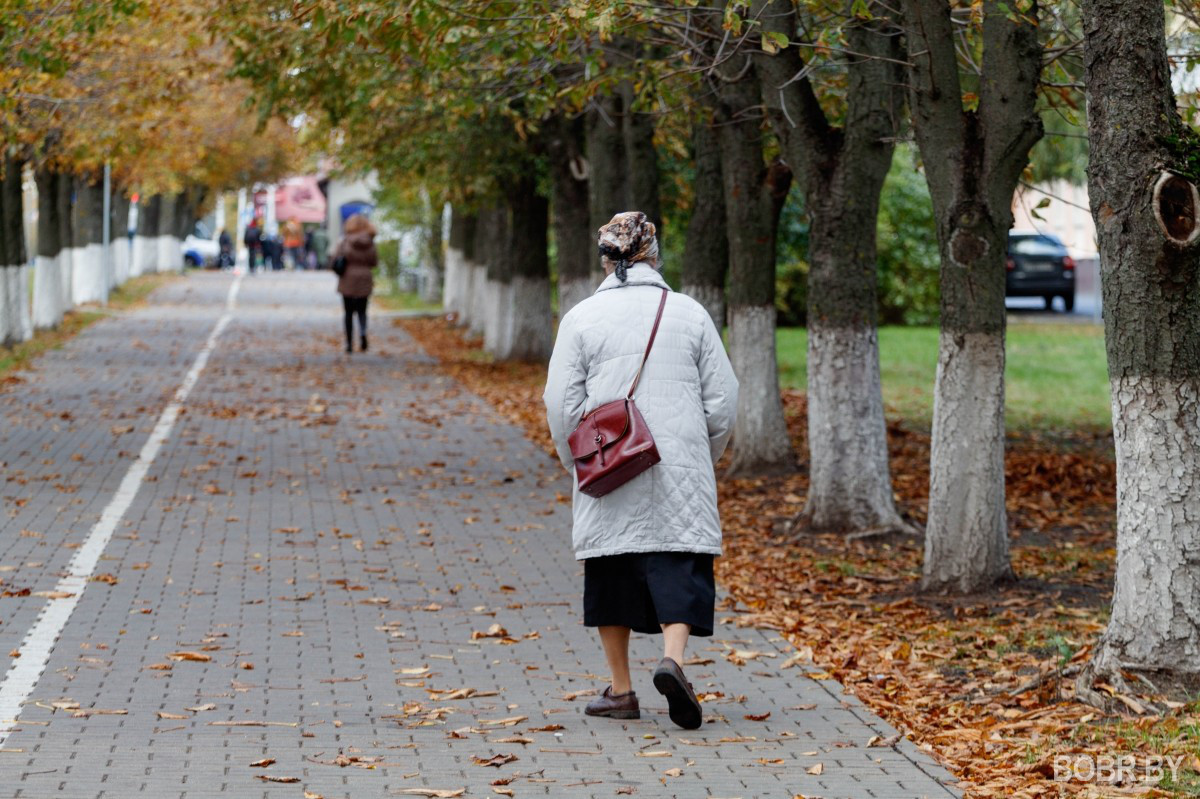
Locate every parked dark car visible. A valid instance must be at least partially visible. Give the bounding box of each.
[1006,232,1076,312]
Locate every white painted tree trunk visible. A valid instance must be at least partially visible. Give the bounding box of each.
[681,283,725,333]
[32,254,64,330]
[57,247,75,312]
[804,324,908,532]
[922,331,1011,592]
[1087,376,1200,674]
[456,258,476,322]
[131,235,153,276]
[13,264,32,342]
[557,276,595,320]
[71,243,108,305]
[443,246,463,315]
[111,237,130,288]
[483,280,515,356]
[0,267,16,347]
[468,265,488,336]
[158,235,182,273]
[727,304,794,474]
[501,276,552,361]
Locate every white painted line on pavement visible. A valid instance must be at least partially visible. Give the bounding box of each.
[0,273,243,746]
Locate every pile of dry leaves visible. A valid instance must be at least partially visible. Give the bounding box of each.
[399,316,1200,799]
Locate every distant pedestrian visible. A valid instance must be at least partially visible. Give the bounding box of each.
[542,211,739,730]
[333,213,378,354]
[217,229,234,270]
[283,218,305,269]
[243,219,262,273]
[310,227,330,270]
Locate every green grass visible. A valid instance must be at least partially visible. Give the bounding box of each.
[776,323,1111,431]
[372,288,442,314]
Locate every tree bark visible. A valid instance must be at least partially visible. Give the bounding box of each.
[901,0,1043,591]
[445,207,476,319]
[420,191,444,303]
[681,112,728,332]
[586,92,630,235]
[548,114,594,317]
[621,81,662,237]
[73,172,107,305]
[468,206,495,337]
[32,165,64,329]
[482,204,514,355]
[502,177,553,362]
[56,169,75,311]
[134,193,160,276]
[0,153,28,347]
[1077,0,1200,694]
[756,0,911,535]
[157,193,180,272]
[713,43,795,477]
[110,188,131,288]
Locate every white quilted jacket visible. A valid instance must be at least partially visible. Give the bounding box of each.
[543,264,739,560]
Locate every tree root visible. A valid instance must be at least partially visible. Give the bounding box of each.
[785,510,923,541]
[1073,659,1186,716]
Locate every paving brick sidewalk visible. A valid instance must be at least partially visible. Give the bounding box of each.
[0,272,959,799]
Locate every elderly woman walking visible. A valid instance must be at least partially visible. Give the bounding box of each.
[332,213,378,353]
[543,212,739,730]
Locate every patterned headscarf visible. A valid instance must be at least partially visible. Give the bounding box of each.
[597,211,659,282]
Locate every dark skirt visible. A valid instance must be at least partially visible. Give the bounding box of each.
[583,552,716,638]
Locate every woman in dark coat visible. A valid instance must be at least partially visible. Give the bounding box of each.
[333,213,378,353]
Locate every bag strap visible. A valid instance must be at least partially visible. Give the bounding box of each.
[626,289,669,400]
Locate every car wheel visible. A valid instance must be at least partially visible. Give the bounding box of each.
[184,254,199,268]
[1043,294,1054,311]
[1062,293,1075,313]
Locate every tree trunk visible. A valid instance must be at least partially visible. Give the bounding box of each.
[468,207,494,338]
[901,0,1043,591]
[32,165,64,329]
[548,114,594,317]
[587,93,630,235]
[420,193,444,303]
[445,208,476,319]
[110,189,131,288]
[134,193,160,276]
[681,111,728,333]
[1077,0,1200,694]
[502,178,552,362]
[158,193,180,272]
[482,205,514,355]
[714,46,795,477]
[56,170,75,311]
[756,0,910,535]
[621,82,662,237]
[72,172,107,305]
[0,153,28,347]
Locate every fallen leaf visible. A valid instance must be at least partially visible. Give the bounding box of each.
[480,715,527,727]
[392,790,465,798]
[254,775,299,783]
[744,712,771,721]
[249,758,275,767]
[806,762,824,775]
[471,752,518,767]
[167,651,212,663]
[471,624,509,640]
[157,712,188,720]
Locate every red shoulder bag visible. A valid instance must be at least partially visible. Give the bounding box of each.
[567,289,668,498]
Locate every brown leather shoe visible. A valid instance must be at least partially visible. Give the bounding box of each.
[585,685,640,719]
[653,657,703,729]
